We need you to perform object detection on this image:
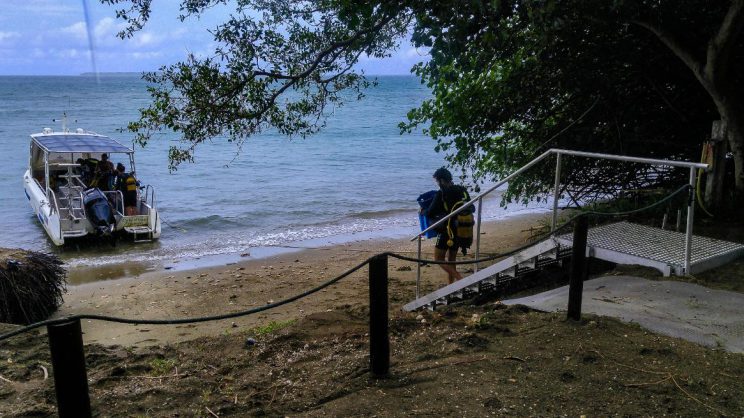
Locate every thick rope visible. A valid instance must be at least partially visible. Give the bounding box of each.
[0,255,374,342]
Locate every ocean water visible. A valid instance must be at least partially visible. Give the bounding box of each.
[0,75,549,271]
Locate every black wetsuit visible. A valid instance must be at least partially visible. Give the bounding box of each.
[117,173,138,207]
[423,184,471,251]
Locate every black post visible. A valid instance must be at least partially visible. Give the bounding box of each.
[567,216,589,321]
[47,319,92,418]
[369,254,389,377]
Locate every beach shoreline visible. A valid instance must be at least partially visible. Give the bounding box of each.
[57,211,552,346]
[64,207,552,285]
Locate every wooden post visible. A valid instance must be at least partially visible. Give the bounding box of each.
[567,216,589,321]
[369,254,389,377]
[47,319,91,418]
[704,121,727,211]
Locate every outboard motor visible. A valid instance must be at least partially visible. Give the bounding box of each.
[82,188,115,236]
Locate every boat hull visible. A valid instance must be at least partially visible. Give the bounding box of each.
[24,170,65,245]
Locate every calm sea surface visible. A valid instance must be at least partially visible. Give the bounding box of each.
[0,75,547,271]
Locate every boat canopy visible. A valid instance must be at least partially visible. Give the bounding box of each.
[31,134,132,154]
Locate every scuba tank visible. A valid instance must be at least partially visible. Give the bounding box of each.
[444,188,475,254]
[125,174,138,192]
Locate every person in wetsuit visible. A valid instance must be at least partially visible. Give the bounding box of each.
[94,153,115,191]
[115,162,140,215]
[422,167,472,284]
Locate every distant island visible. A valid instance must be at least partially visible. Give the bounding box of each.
[79,72,142,77]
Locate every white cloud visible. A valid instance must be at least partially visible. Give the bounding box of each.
[0,32,21,43]
[94,17,130,46]
[0,0,240,74]
[130,51,163,60]
[171,28,188,39]
[4,0,77,16]
[94,17,119,39]
[132,32,161,47]
[61,22,87,40]
[52,48,86,59]
[58,18,126,47]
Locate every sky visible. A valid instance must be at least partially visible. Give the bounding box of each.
[0,0,427,76]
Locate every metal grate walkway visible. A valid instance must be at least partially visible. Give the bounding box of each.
[556,221,744,276]
[404,221,744,311]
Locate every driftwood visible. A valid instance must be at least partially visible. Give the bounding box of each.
[0,248,66,325]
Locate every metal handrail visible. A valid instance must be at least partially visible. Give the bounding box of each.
[65,188,87,219]
[411,148,710,298]
[46,188,61,241]
[144,185,156,210]
[46,188,59,214]
[552,149,709,170]
[103,190,125,215]
[75,189,87,218]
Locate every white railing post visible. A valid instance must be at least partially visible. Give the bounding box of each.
[684,167,696,274]
[475,196,483,273]
[416,236,422,299]
[552,152,562,231]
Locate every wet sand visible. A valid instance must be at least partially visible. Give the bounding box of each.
[56,212,552,346]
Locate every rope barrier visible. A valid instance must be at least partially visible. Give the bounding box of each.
[0,256,374,343]
[0,184,691,344]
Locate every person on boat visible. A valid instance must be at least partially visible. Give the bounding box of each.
[115,163,140,216]
[421,167,474,284]
[93,153,114,191]
[76,158,95,185]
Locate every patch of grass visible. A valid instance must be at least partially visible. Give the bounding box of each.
[148,358,177,376]
[250,319,296,336]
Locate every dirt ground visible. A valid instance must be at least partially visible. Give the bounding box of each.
[1,213,744,416]
[2,304,744,417]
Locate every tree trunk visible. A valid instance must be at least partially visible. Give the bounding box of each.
[716,100,744,208]
[704,83,744,208]
[703,121,727,212]
[720,104,744,205]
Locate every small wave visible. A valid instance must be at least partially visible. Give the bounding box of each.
[347,208,412,220]
[61,195,558,269]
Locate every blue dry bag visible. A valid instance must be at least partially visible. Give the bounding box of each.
[417,190,439,239]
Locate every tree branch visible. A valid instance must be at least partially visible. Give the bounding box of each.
[251,14,394,81]
[233,13,397,121]
[632,20,705,83]
[705,0,744,82]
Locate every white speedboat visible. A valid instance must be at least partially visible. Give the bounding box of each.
[23,120,161,246]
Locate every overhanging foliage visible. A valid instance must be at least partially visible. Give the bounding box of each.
[102,0,744,204]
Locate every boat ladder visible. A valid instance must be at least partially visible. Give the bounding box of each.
[126,226,154,243]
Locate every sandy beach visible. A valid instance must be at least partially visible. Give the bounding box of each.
[56,212,552,346]
[8,211,744,417]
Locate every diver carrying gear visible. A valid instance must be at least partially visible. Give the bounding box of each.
[423,167,473,284]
